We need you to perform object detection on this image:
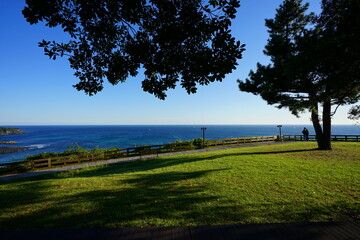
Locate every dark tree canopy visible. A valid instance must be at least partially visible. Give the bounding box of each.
[23,0,245,99]
[239,0,360,150]
[348,105,360,120]
[240,0,316,116]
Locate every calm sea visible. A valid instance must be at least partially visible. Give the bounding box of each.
[1,125,359,163]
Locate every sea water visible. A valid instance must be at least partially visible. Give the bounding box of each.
[0,125,359,163]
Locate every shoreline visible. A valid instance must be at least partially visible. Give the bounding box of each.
[0,141,17,144]
[0,147,30,154]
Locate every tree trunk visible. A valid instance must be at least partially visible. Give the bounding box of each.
[322,100,332,150]
[311,104,325,149]
[311,102,332,150]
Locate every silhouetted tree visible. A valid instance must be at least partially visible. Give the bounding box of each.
[348,105,360,120]
[239,0,360,150]
[23,0,245,99]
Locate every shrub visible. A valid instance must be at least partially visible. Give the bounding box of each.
[25,152,58,160]
[191,138,209,149]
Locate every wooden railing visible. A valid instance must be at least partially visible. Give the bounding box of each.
[206,136,277,147]
[282,135,360,142]
[0,136,277,174]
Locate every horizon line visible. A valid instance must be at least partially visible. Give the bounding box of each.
[1,124,358,126]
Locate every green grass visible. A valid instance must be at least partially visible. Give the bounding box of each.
[0,142,359,229]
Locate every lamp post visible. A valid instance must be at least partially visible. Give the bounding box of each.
[277,125,282,140]
[201,127,207,148]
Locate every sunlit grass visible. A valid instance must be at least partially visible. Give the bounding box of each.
[0,142,359,229]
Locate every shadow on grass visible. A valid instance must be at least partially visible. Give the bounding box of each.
[0,169,235,228]
[0,181,54,213]
[1,167,358,229]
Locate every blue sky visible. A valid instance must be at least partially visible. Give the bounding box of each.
[0,0,357,125]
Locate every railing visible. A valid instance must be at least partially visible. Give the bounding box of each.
[206,136,277,147]
[0,136,277,174]
[282,135,360,142]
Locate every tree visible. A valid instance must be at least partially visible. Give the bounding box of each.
[348,105,360,120]
[23,0,245,99]
[238,0,360,150]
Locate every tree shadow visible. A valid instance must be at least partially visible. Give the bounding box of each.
[1,167,357,229]
[0,169,239,228]
[0,181,54,213]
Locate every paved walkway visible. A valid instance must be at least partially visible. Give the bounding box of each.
[0,142,283,181]
[1,221,359,240]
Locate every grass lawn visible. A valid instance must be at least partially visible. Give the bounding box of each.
[0,142,359,229]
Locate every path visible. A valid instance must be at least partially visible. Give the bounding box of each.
[1,221,359,240]
[0,142,283,181]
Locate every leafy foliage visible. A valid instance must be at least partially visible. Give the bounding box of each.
[22,138,211,162]
[238,0,360,150]
[239,0,315,115]
[170,138,209,148]
[23,0,245,99]
[24,143,115,161]
[191,137,209,148]
[348,105,360,120]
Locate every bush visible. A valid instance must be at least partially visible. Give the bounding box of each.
[24,143,110,161]
[191,138,208,149]
[25,152,59,160]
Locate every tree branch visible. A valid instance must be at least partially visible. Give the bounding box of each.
[331,103,341,116]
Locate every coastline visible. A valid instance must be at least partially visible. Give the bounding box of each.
[0,147,30,154]
[0,125,359,163]
[0,141,17,144]
[0,127,27,154]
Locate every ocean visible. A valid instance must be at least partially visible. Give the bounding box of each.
[1,125,359,163]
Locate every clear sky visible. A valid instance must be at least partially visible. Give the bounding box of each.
[0,0,357,125]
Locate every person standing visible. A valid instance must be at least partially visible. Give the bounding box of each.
[302,127,309,141]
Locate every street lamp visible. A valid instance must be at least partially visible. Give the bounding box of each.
[277,125,282,140]
[201,127,207,148]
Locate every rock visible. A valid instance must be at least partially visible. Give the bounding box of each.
[0,147,29,154]
[0,127,26,136]
[0,141,17,144]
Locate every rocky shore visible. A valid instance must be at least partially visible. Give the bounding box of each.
[0,141,17,144]
[0,127,27,154]
[0,147,29,154]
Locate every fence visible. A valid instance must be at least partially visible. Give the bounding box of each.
[206,136,277,147]
[0,136,277,174]
[282,135,360,142]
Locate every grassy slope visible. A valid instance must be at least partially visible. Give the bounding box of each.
[0,142,359,229]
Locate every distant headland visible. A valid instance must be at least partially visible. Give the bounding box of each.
[0,127,26,136]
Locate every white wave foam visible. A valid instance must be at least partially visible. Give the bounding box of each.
[29,144,49,149]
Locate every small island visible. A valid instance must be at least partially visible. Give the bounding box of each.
[0,127,26,136]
